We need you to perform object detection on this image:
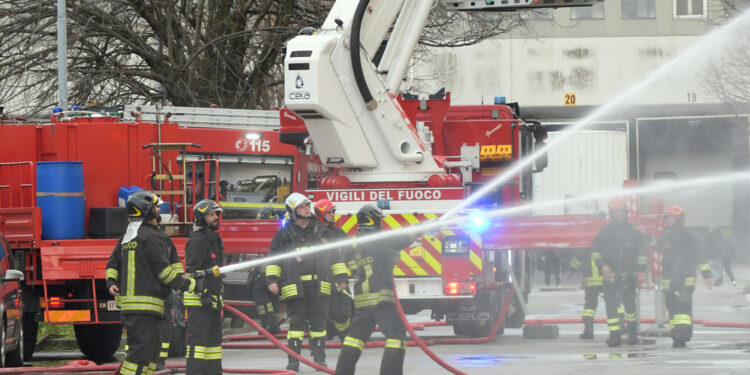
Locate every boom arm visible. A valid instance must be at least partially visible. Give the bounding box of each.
[283,0,600,184]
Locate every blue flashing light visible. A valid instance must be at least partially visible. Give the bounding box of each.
[52,107,63,113]
[69,106,82,110]
[377,199,390,210]
[469,212,490,232]
[494,96,506,105]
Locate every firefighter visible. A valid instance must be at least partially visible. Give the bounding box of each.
[106,191,203,375]
[158,236,185,370]
[314,199,354,341]
[569,248,603,339]
[266,193,350,371]
[335,205,419,375]
[591,197,648,347]
[184,199,225,374]
[249,206,282,334]
[658,205,712,348]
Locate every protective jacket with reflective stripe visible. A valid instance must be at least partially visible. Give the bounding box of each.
[591,221,648,276]
[570,250,602,287]
[184,228,225,308]
[266,220,347,301]
[348,232,415,310]
[657,227,711,288]
[106,222,195,317]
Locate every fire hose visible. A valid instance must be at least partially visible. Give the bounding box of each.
[223,286,514,375]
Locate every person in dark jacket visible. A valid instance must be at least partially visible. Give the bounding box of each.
[266,193,349,371]
[335,205,418,375]
[106,191,202,375]
[158,236,185,370]
[658,205,712,348]
[706,226,736,287]
[184,199,224,374]
[569,248,603,339]
[249,206,282,334]
[591,197,648,347]
[314,199,354,341]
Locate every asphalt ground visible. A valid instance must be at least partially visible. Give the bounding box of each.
[30,262,750,374]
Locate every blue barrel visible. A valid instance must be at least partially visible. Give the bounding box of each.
[36,161,85,240]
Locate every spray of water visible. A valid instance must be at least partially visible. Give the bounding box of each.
[440,7,750,220]
[219,170,750,274]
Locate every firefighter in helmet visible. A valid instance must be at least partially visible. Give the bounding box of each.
[314,199,354,341]
[569,247,603,339]
[657,205,712,348]
[591,197,648,347]
[249,205,282,334]
[106,191,204,375]
[184,199,225,374]
[266,193,349,371]
[335,205,419,375]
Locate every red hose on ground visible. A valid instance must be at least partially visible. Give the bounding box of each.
[226,322,430,342]
[224,304,335,374]
[524,317,656,325]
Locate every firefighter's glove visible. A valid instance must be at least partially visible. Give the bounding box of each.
[201,292,221,310]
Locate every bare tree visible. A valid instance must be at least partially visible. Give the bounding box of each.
[702,0,750,107]
[0,1,528,117]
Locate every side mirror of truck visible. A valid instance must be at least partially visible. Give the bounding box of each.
[3,269,24,282]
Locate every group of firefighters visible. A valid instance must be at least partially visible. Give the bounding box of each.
[571,197,712,348]
[104,189,713,374]
[106,190,413,374]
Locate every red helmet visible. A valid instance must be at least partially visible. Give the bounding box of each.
[665,205,684,219]
[608,197,628,212]
[314,199,336,223]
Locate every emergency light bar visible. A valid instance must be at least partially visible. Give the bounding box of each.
[446,0,602,11]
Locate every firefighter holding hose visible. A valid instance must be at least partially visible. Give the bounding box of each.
[658,205,712,348]
[314,199,354,341]
[184,199,225,374]
[335,204,419,375]
[106,191,204,375]
[591,197,648,347]
[266,193,349,371]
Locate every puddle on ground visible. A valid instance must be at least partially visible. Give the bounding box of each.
[452,354,526,366]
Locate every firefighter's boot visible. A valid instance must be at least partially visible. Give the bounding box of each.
[627,322,639,345]
[607,330,621,347]
[580,316,594,339]
[286,338,302,372]
[311,337,327,368]
[335,340,363,375]
[262,314,280,335]
[380,338,406,375]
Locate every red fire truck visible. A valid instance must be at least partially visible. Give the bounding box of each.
[0,106,307,361]
[278,0,660,337]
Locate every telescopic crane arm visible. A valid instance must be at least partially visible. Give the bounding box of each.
[283,0,600,184]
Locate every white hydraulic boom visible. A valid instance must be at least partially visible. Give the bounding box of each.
[284,0,600,183]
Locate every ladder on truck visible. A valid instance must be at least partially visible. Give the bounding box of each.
[124,105,280,130]
[143,142,219,234]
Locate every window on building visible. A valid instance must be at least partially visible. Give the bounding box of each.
[521,8,553,21]
[674,0,706,18]
[621,0,656,19]
[571,3,605,20]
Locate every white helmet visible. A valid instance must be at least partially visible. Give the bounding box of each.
[285,192,312,220]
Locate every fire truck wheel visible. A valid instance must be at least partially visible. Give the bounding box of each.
[74,323,122,363]
[470,291,501,338]
[504,295,526,329]
[451,321,472,337]
[5,319,23,367]
[22,313,37,362]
